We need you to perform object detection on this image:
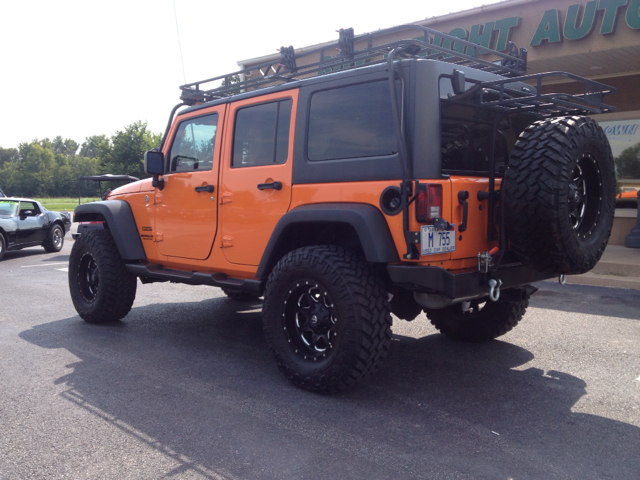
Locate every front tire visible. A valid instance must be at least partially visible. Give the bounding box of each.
[43,224,64,253]
[425,289,530,343]
[0,234,6,261]
[262,246,392,393]
[68,230,137,323]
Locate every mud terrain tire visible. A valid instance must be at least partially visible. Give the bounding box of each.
[504,116,615,275]
[425,289,530,343]
[262,245,392,393]
[69,230,137,323]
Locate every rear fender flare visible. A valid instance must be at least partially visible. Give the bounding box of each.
[256,203,399,278]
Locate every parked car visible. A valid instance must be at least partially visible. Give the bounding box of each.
[0,198,71,261]
[616,190,639,209]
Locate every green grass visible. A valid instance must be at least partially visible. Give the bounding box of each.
[37,197,101,212]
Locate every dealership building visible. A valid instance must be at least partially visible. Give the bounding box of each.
[240,0,640,162]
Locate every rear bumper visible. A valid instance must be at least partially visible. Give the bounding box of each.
[387,263,553,299]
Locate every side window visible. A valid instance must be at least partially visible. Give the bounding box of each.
[232,99,292,167]
[169,113,218,173]
[307,80,398,161]
[19,201,39,215]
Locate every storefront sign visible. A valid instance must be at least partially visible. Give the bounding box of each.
[433,0,640,51]
[599,119,640,156]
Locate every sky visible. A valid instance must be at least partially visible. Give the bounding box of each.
[0,0,504,149]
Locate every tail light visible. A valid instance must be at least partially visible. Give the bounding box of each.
[416,184,443,223]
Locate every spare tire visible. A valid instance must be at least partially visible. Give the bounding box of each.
[503,116,615,275]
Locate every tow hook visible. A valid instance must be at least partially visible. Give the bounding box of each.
[558,274,567,285]
[488,278,502,301]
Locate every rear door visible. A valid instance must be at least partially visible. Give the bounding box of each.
[219,91,297,266]
[154,106,225,260]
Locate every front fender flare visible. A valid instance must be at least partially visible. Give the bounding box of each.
[74,200,146,260]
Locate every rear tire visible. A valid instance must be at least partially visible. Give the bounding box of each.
[0,234,6,261]
[43,224,64,253]
[425,289,529,343]
[504,116,615,275]
[262,245,392,393]
[68,230,137,323]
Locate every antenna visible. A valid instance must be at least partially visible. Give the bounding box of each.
[172,0,187,84]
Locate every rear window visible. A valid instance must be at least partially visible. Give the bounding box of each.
[307,80,398,161]
[439,77,515,175]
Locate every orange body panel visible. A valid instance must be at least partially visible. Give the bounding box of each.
[218,90,298,266]
[449,176,500,267]
[153,104,227,260]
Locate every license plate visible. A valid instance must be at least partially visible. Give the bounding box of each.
[420,225,456,255]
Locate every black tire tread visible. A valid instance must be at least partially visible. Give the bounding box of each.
[426,293,529,343]
[503,116,615,275]
[262,245,392,393]
[68,230,137,323]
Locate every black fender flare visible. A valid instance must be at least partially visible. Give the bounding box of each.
[256,203,400,278]
[74,200,146,260]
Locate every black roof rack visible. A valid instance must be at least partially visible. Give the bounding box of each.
[178,24,528,105]
[467,72,616,116]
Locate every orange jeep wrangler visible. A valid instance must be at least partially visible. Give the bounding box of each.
[69,26,616,393]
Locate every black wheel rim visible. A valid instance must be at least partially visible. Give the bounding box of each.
[78,252,99,302]
[283,280,338,361]
[568,153,602,237]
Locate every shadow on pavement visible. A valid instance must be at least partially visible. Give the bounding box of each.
[19,296,640,479]
[531,281,640,320]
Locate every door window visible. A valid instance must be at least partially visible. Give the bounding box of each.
[168,114,218,172]
[232,99,292,167]
[19,201,39,216]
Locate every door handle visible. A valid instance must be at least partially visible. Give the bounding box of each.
[195,185,214,193]
[458,190,469,232]
[257,181,282,191]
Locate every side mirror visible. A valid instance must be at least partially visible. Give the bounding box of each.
[20,210,33,220]
[452,69,466,95]
[144,150,165,190]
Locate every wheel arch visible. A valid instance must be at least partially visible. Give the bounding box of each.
[256,203,400,279]
[73,200,146,260]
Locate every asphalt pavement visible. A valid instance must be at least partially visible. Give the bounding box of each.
[1,232,639,479]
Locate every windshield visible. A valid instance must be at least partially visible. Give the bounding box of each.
[0,200,19,216]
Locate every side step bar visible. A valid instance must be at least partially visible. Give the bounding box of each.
[126,263,262,294]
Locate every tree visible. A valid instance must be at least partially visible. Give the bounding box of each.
[100,121,162,179]
[220,74,241,87]
[615,142,640,179]
[79,135,109,158]
[0,147,18,169]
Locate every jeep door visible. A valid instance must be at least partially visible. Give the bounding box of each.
[219,91,297,266]
[154,106,225,260]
